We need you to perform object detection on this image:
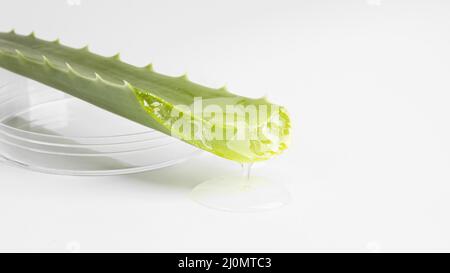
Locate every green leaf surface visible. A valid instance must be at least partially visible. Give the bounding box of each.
[0,31,291,162]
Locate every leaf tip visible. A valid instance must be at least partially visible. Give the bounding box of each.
[28,31,36,39]
[94,72,104,81]
[179,73,189,81]
[143,63,153,71]
[111,52,121,61]
[14,49,25,58]
[219,85,228,92]
[65,62,77,75]
[80,45,90,52]
[252,93,270,104]
[42,55,53,67]
[122,80,131,87]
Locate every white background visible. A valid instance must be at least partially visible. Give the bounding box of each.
[1,0,450,252]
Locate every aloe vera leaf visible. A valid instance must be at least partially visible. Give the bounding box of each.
[0,30,291,163]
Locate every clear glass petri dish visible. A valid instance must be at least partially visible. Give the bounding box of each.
[0,69,201,176]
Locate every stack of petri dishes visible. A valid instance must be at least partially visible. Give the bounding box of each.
[0,69,201,175]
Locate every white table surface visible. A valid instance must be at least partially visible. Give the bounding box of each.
[1,0,450,252]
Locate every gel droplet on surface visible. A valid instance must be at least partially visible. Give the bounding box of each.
[190,168,291,212]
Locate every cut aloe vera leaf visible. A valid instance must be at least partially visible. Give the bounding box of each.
[0,30,291,163]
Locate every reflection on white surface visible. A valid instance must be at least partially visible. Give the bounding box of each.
[190,175,291,212]
[191,163,290,212]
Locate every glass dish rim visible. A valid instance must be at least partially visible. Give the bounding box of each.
[0,81,165,142]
